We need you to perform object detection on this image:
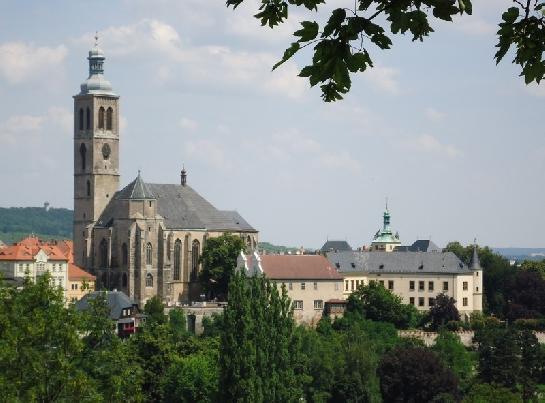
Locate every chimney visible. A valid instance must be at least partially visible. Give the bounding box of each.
[180,166,187,186]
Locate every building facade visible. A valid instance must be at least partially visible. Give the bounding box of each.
[67,263,96,303]
[328,248,483,317]
[73,41,258,306]
[0,236,68,296]
[238,252,344,324]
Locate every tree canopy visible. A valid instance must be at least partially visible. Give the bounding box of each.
[225,0,545,101]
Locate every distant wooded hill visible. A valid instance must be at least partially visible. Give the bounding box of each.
[0,207,73,244]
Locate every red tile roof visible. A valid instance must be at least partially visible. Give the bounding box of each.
[247,254,343,280]
[68,263,95,281]
[0,236,68,261]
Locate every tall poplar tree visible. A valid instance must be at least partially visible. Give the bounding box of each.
[219,270,302,402]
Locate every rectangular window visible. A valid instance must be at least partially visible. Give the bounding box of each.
[345,280,349,291]
[409,281,415,291]
[313,282,318,290]
[351,280,355,291]
[428,281,434,292]
[419,281,425,291]
[289,282,293,291]
[429,298,435,307]
[410,297,415,305]
[463,281,468,291]
[463,297,468,307]
[443,281,449,291]
[388,280,394,290]
[301,282,306,290]
[294,300,303,310]
[314,300,323,310]
[335,282,340,291]
[418,297,425,307]
[379,280,384,286]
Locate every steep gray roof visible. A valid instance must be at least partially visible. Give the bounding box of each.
[75,290,134,320]
[321,240,352,252]
[117,172,154,200]
[147,183,256,231]
[326,251,470,275]
[395,240,442,252]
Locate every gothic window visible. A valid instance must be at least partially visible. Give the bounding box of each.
[100,238,108,268]
[98,107,105,129]
[146,273,153,287]
[86,107,91,129]
[79,108,84,130]
[146,243,152,265]
[86,180,91,197]
[106,107,113,130]
[174,239,181,281]
[122,243,128,266]
[122,273,127,287]
[102,143,111,160]
[191,240,200,280]
[79,143,86,170]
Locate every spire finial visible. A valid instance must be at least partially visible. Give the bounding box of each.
[181,164,187,186]
[138,169,141,177]
[94,31,99,47]
[385,196,388,211]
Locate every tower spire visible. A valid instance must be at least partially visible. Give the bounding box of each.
[469,238,481,270]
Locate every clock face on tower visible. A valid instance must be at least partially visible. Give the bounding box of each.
[102,143,111,160]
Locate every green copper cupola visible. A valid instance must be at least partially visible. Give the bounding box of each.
[79,33,116,96]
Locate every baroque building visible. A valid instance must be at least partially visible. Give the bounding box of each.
[73,40,258,306]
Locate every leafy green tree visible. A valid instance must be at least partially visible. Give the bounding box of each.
[162,352,219,403]
[463,383,522,403]
[517,329,543,401]
[347,281,418,329]
[378,345,459,402]
[219,270,302,402]
[79,294,144,402]
[425,293,460,330]
[199,233,245,300]
[202,312,224,338]
[168,308,188,341]
[519,259,545,278]
[144,295,166,325]
[0,274,95,401]
[432,331,475,391]
[506,270,545,320]
[225,0,545,101]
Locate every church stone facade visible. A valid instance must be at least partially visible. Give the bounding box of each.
[73,42,258,306]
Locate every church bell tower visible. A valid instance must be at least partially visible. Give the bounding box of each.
[73,35,120,268]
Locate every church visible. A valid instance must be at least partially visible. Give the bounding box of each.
[73,40,258,306]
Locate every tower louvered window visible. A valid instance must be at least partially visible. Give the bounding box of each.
[98,107,105,129]
[106,107,113,130]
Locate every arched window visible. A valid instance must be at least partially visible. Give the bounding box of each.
[174,239,181,281]
[146,273,153,287]
[122,243,128,266]
[106,107,113,130]
[191,240,200,280]
[79,143,86,170]
[86,107,91,129]
[146,243,152,265]
[86,180,91,197]
[100,238,108,268]
[122,273,128,287]
[79,108,84,130]
[98,107,105,129]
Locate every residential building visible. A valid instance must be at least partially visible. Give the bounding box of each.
[76,290,143,337]
[327,244,483,317]
[0,236,68,294]
[72,40,257,307]
[67,264,96,303]
[238,252,344,324]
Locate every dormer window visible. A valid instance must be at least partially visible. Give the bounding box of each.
[335,262,340,269]
[379,264,384,270]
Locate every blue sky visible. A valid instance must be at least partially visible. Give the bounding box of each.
[0,0,543,249]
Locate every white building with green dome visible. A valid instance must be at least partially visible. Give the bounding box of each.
[370,206,401,252]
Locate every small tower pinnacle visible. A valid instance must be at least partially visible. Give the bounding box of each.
[181,165,187,186]
[469,239,481,270]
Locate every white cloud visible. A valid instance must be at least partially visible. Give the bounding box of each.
[179,117,198,131]
[425,107,447,121]
[412,134,462,158]
[450,15,496,36]
[78,19,307,100]
[185,139,232,171]
[0,107,71,143]
[0,42,67,84]
[364,65,400,94]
